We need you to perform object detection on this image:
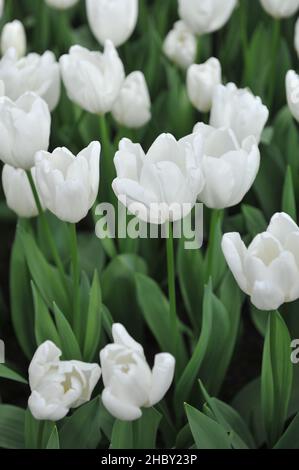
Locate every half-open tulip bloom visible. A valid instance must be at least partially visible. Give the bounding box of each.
[178,0,237,35]
[112,71,151,128]
[0,92,51,170]
[45,0,79,9]
[2,165,44,218]
[260,0,299,18]
[1,20,27,59]
[163,20,197,69]
[210,82,269,144]
[222,212,299,311]
[286,70,299,122]
[86,0,138,48]
[100,324,175,421]
[35,141,101,223]
[0,49,60,111]
[60,41,125,115]
[183,123,260,209]
[28,341,101,421]
[187,57,222,112]
[112,133,204,224]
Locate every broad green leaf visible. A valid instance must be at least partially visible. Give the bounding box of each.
[274,412,299,449]
[83,271,102,362]
[242,205,267,237]
[111,420,133,449]
[24,409,55,449]
[46,426,60,449]
[132,408,162,449]
[32,282,61,348]
[59,397,102,449]
[185,404,232,450]
[53,303,82,360]
[0,364,27,384]
[261,311,293,447]
[282,166,297,221]
[0,405,25,449]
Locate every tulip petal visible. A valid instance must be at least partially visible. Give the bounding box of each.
[221,233,248,292]
[267,212,299,245]
[251,280,285,311]
[148,353,175,406]
[102,388,142,421]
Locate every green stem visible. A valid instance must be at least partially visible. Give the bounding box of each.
[26,171,67,292]
[166,222,177,354]
[69,223,81,339]
[99,114,115,204]
[205,209,222,283]
[268,19,280,108]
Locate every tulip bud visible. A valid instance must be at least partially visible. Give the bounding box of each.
[178,0,237,35]
[210,82,269,144]
[112,71,151,129]
[35,141,101,223]
[0,49,60,111]
[0,92,51,170]
[60,41,125,115]
[260,0,299,18]
[163,20,197,70]
[187,57,221,112]
[1,20,26,59]
[45,0,79,9]
[28,341,101,421]
[86,0,138,47]
[2,165,45,218]
[100,323,175,421]
[222,213,299,311]
[183,123,260,209]
[112,133,205,224]
[286,70,299,122]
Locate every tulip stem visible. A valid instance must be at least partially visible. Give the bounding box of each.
[99,114,115,204]
[166,222,178,354]
[69,223,81,340]
[26,171,68,292]
[268,19,280,108]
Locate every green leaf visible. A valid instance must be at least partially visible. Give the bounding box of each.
[83,271,102,362]
[204,210,226,288]
[185,404,232,449]
[59,397,102,449]
[0,405,25,449]
[24,409,55,449]
[132,408,162,449]
[242,205,267,237]
[53,303,82,360]
[274,412,299,449]
[32,282,61,348]
[261,311,293,447]
[282,166,297,221]
[111,420,133,449]
[46,426,60,449]
[0,364,27,384]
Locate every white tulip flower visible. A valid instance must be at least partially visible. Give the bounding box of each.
[183,123,260,209]
[0,92,51,170]
[260,0,299,18]
[295,18,299,57]
[187,57,222,112]
[163,20,197,70]
[45,0,79,9]
[178,0,237,35]
[286,70,299,123]
[112,133,205,224]
[35,141,101,224]
[100,323,175,421]
[0,49,60,111]
[222,213,299,311]
[112,71,151,129]
[210,82,269,144]
[60,41,125,115]
[0,79,4,95]
[86,0,138,48]
[2,165,45,218]
[28,341,101,421]
[1,20,27,59]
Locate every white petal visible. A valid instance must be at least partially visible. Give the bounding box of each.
[148,353,175,406]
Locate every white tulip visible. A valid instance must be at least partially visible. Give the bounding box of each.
[45,0,79,9]
[28,341,101,421]
[86,0,138,47]
[210,82,269,144]
[0,0,3,18]
[112,133,204,224]
[60,41,125,115]
[1,20,26,59]
[0,79,4,95]
[35,141,101,223]
[112,71,151,129]
[100,323,175,421]
[0,92,51,170]
[2,165,45,218]
[183,123,260,209]
[178,0,237,35]
[286,70,299,122]
[163,20,197,70]
[0,49,60,111]
[260,0,299,18]
[187,57,222,112]
[222,213,299,311]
